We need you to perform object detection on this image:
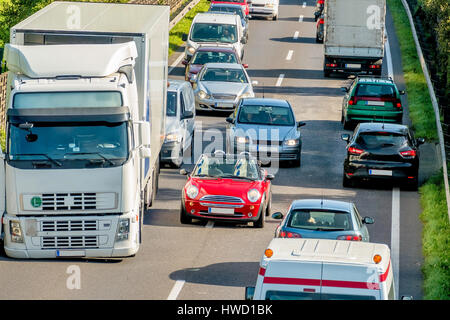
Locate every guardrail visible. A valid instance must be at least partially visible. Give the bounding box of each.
[400,0,450,219]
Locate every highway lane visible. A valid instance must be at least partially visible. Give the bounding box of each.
[0,0,423,300]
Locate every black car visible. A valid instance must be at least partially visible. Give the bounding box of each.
[316,14,324,43]
[314,0,324,21]
[341,123,424,190]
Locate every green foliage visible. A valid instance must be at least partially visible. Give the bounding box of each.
[419,173,450,300]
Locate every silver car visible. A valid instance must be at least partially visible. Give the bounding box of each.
[193,62,255,113]
[272,199,374,242]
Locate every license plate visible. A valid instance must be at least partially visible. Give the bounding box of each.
[257,145,279,153]
[208,207,234,215]
[216,103,234,109]
[366,101,385,106]
[369,169,392,176]
[56,250,86,257]
[346,63,361,68]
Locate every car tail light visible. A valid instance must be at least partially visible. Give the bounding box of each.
[326,63,337,67]
[400,149,416,158]
[395,100,402,108]
[348,146,364,155]
[337,235,362,241]
[280,231,302,238]
[348,97,356,105]
[319,18,324,24]
[318,0,324,4]
[369,64,381,69]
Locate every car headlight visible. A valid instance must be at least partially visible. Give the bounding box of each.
[186,184,199,199]
[283,139,299,147]
[188,46,196,54]
[240,92,253,99]
[10,220,24,243]
[247,189,261,203]
[236,136,249,144]
[116,218,130,241]
[198,90,210,100]
[165,133,180,143]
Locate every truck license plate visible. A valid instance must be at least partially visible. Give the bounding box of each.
[208,207,234,215]
[346,63,361,68]
[56,250,86,257]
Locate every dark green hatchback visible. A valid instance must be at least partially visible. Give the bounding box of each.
[341,76,405,130]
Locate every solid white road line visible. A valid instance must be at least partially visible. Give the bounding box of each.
[391,187,400,297]
[286,50,294,61]
[167,280,186,300]
[299,15,304,22]
[168,53,185,74]
[276,74,285,87]
[293,31,299,40]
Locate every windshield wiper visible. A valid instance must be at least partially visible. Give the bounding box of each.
[221,174,256,181]
[13,153,62,167]
[64,152,115,166]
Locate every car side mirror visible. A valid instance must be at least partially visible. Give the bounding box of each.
[182,34,188,41]
[401,295,413,300]
[341,133,350,142]
[245,286,255,300]
[272,212,283,220]
[341,87,348,93]
[266,174,274,180]
[297,121,306,128]
[399,90,406,95]
[416,137,425,145]
[180,169,190,176]
[241,37,247,44]
[226,117,234,124]
[363,217,374,224]
[181,59,188,66]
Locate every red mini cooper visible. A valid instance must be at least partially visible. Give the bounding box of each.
[180,152,273,228]
[210,0,250,16]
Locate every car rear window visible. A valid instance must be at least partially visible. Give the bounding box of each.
[355,84,396,98]
[355,132,408,149]
[192,51,238,65]
[287,210,352,231]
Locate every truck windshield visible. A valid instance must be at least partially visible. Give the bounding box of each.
[13,91,123,108]
[8,122,129,168]
[190,23,237,43]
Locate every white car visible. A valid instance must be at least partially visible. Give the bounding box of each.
[183,13,246,61]
[249,0,279,20]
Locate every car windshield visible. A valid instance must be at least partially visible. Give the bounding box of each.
[190,23,237,43]
[167,91,177,116]
[210,7,244,19]
[215,0,244,3]
[287,210,352,231]
[192,51,238,65]
[192,155,260,180]
[201,67,247,83]
[238,105,295,126]
[356,132,408,149]
[8,122,129,168]
[355,84,396,98]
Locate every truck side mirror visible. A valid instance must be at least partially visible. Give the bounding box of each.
[182,34,188,41]
[139,122,151,146]
[226,117,234,124]
[140,147,151,158]
[245,286,255,300]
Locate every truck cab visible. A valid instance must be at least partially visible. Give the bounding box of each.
[246,238,404,300]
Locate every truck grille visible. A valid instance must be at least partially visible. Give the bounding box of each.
[199,195,244,203]
[24,192,117,211]
[42,220,98,232]
[42,236,98,248]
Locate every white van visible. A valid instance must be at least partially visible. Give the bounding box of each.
[160,79,196,168]
[246,239,410,300]
[183,13,246,61]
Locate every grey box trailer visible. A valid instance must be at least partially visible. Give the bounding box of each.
[323,0,386,77]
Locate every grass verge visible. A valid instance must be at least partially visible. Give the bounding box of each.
[386,0,437,142]
[168,0,210,57]
[387,0,449,300]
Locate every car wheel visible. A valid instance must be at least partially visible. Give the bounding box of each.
[342,174,354,188]
[403,177,418,191]
[292,151,301,167]
[324,70,331,78]
[180,201,192,224]
[265,193,272,217]
[253,205,265,228]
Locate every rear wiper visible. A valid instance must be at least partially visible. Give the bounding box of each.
[64,152,115,166]
[13,153,62,167]
[314,228,346,231]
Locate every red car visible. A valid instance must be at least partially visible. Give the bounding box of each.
[180,152,273,228]
[182,46,248,84]
[210,0,250,17]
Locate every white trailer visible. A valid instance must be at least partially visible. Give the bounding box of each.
[323,0,386,77]
[1,1,169,259]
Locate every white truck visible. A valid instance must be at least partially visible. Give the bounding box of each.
[1,1,169,259]
[246,238,412,300]
[323,0,386,77]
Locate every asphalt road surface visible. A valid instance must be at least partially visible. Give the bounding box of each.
[0,0,425,300]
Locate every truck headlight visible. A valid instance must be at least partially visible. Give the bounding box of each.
[186,185,199,199]
[116,218,130,241]
[247,189,261,203]
[165,133,180,143]
[198,90,210,100]
[10,221,24,243]
[283,139,299,147]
